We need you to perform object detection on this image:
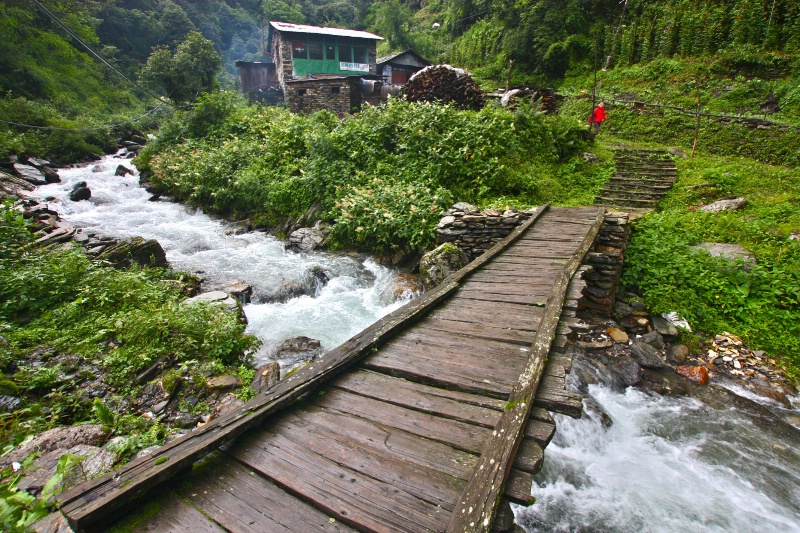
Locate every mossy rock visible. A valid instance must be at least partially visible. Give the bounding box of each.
[419,243,470,289]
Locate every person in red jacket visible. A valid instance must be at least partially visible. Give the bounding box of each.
[589,101,606,135]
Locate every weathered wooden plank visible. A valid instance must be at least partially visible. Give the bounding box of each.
[318,388,489,453]
[513,438,544,475]
[504,470,535,505]
[390,327,529,363]
[534,388,583,417]
[258,417,464,509]
[447,207,604,533]
[107,492,226,533]
[232,430,449,532]
[177,459,354,532]
[434,297,544,329]
[417,317,535,345]
[57,207,550,530]
[456,289,548,306]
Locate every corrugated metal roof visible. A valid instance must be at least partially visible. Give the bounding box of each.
[269,21,383,40]
[377,49,431,66]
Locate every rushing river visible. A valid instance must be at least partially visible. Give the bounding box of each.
[31,154,408,368]
[32,154,800,532]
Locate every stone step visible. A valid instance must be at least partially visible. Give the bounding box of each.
[595,196,659,207]
[604,180,673,190]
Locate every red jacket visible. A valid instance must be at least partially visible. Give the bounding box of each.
[591,106,606,123]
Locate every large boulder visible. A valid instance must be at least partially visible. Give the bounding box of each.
[69,181,92,202]
[286,221,332,252]
[630,339,666,369]
[264,266,329,303]
[381,273,424,304]
[419,243,470,289]
[13,163,47,185]
[183,290,246,324]
[17,444,116,495]
[274,336,324,368]
[1,424,109,468]
[700,197,747,212]
[96,237,168,269]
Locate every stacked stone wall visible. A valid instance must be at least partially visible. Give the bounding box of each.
[286,78,353,115]
[578,211,630,317]
[436,202,538,260]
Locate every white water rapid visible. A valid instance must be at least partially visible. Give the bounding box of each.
[31,154,408,369]
[516,354,800,532]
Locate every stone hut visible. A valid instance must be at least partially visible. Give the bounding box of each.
[267,21,384,114]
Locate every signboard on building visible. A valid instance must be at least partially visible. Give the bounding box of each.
[340,62,369,73]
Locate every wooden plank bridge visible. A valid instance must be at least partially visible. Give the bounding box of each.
[55,205,605,533]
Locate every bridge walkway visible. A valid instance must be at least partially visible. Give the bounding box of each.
[56,206,604,533]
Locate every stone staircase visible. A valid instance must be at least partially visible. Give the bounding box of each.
[595,149,677,209]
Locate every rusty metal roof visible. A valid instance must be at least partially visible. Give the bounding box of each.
[269,21,383,40]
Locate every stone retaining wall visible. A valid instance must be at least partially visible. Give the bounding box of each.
[435,202,538,260]
[578,211,630,317]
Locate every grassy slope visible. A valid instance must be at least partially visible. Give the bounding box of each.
[555,57,800,378]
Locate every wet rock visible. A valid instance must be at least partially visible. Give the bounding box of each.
[630,339,666,369]
[218,280,253,305]
[13,163,47,185]
[677,365,710,385]
[26,157,51,168]
[69,181,92,202]
[419,243,470,289]
[114,164,133,177]
[91,164,107,173]
[667,344,689,364]
[699,197,747,213]
[609,356,643,386]
[639,330,665,351]
[584,396,613,429]
[606,327,629,343]
[139,382,167,410]
[640,369,691,396]
[384,273,423,303]
[206,375,243,391]
[152,400,169,414]
[96,237,168,269]
[286,221,332,252]
[275,336,324,367]
[264,267,329,303]
[2,424,108,468]
[224,220,253,236]
[252,361,281,393]
[41,166,61,183]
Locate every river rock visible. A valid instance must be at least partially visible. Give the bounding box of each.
[26,157,51,167]
[252,361,281,393]
[2,424,109,468]
[218,280,253,305]
[69,181,92,202]
[96,237,168,269]
[265,267,329,303]
[419,242,470,289]
[630,339,666,369]
[667,344,689,364]
[14,163,47,185]
[639,330,665,351]
[286,220,331,252]
[606,327,629,343]
[384,273,423,303]
[700,197,747,212]
[206,375,243,391]
[41,166,61,183]
[275,336,324,367]
[17,444,116,495]
[676,365,710,385]
[609,356,642,386]
[115,164,133,177]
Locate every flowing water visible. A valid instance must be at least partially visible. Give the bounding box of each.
[31,154,408,369]
[516,354,800,532]
[32,155,800,531]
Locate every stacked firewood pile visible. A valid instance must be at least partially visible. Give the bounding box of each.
[403,65,486,111]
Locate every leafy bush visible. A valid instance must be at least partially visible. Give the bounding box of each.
[139,95,601,254]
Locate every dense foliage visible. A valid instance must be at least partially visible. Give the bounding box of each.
[0,201,258,442]
[137,92,605,254]
[622,155,800,374]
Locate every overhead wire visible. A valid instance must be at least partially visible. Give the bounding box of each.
[29,0,175,108]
